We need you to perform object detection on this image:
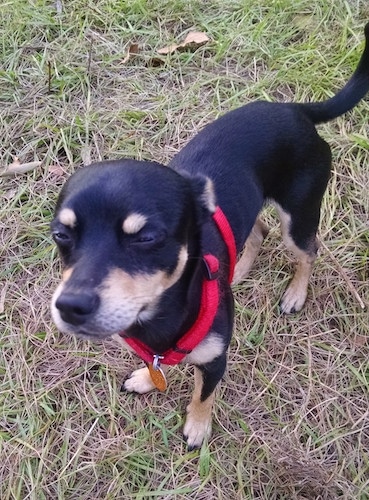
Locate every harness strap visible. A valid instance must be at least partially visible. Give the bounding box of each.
[212,206,237,283]
[123,254,219,365]
[121,206,236,366]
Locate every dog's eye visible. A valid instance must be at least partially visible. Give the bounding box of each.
[52,231,72,246]
[131,230,166,247]
[137,235,155,244]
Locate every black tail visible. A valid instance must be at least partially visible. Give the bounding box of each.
[300,23,369,124]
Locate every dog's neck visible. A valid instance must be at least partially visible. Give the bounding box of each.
[121,207,236,359]
[122,252,206,354]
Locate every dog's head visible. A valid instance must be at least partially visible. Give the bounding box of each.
[51,160,216,340]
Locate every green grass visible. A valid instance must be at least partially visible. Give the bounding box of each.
[1,0,369,498]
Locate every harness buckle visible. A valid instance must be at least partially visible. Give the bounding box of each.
[202,255,219,280]
[152,354,164,370]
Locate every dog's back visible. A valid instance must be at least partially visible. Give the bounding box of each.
[170,23,369,314]
[170,23,369,250]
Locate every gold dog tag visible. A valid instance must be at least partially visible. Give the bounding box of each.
[148,362,167,392]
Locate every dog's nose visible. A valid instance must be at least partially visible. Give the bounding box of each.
[55,291,99,326]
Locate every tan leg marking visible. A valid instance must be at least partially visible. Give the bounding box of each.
[183,366,215,449]
[280,254,315,314]
[277,206,317,314]
[232,218,269,285]
[123,365,169,394]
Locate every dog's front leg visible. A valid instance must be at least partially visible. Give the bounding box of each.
[184,355,226,450]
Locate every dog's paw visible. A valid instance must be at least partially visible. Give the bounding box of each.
[122,367,156,394]
[280,283,307,314]
[183,405,212,450]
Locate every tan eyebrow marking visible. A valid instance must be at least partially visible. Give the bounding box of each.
[59,208,77,228]
[122,213,147,234]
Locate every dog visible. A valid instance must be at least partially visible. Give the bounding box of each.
[51,24,369,449]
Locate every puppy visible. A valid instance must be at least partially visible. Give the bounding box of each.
[51,24,369,449]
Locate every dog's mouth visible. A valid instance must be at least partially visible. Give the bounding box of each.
[72,329,115,341]
[55,321,117,340]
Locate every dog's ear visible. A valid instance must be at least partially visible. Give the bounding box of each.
[188,174,217,224]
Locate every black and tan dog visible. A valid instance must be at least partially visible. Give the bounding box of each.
[51,24,369,449]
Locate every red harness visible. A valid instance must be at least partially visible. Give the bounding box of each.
[120,206,236,366]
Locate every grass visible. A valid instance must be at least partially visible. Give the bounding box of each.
[1,0,369,498]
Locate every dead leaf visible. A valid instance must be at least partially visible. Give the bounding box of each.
[122,43,140,63]
[158,31,210,55]
[157,44,179,55]
[0,157,42,177]
[182,31,210,45]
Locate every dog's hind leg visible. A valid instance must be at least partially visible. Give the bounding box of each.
[274,139,331,314]
[232,218,269,285]
[276,205,319,314]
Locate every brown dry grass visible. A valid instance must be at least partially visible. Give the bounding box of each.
[1,1,369,499]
